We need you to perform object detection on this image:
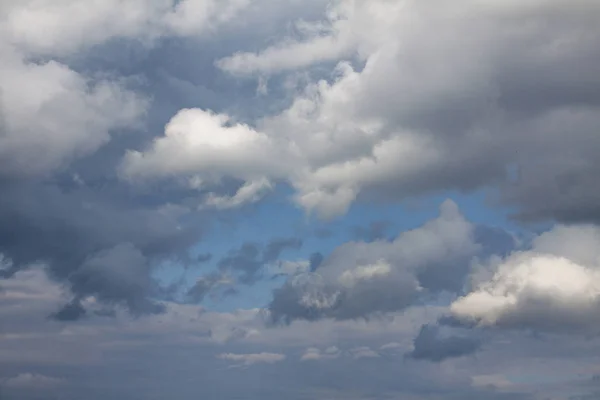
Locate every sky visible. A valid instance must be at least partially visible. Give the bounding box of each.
[1,0,600,399]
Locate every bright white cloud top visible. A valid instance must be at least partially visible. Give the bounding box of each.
[452,225,600,333]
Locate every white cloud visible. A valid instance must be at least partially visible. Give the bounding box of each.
[122,108,280,179]
[203,178,274,210]
[0,44,146,177]
[0,0,254,180]
[451,225,600,333]
[300,346,340,361]
[1,0,252,56]
[338,260,392,288]
[349,346,379,359]
[3,373,65,389]
[216,0,400,75]
[380,342,403,351]
[1,0,168,55]
[121,108,289,208]
[213,0,600,219]
[125,0,600,218]
[218,352,286,366]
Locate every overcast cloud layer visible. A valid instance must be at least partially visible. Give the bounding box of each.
[1,1,600,399]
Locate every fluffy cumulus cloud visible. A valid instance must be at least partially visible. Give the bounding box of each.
[3,0,600,399]
[0,42,146,178]
[451,225,600,334]
[122,109,279,180]
[120,0,600,221]
[269,200,480,323]
[0,0,255,179]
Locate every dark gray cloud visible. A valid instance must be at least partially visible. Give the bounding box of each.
[70,243,165,316]
[0,180,203,317]
[51,301,87,322]
[269,270,419,324]
[407,324,482,362]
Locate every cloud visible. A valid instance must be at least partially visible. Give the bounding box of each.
[451,225,600,333]
[0,44,146,178]
[186,272,234,303]
[216,237,303,284]
[0,182,203,316]
[120,108,288,209]
[217,0,600,222]
[70,243,166,315]
[268,259,311,277]
[1,0,252,56]
[202,177,274,210]
[216,1,357,76]
[0,0,331,319]
[126,0,600,224]
[121,109,279,181]
[471,374,514,391]
[380,342,403,351]
[300,346,340,361]
[407,324,482,362]
[0,1,215,317]
[51,300,87,322]
[218,352,286,366]
[183,237,304,303]
[0,264,585,399]
[269,200,479,323]
[2,373,65,389]
[349,346,379,359]
[1,1,600,398]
